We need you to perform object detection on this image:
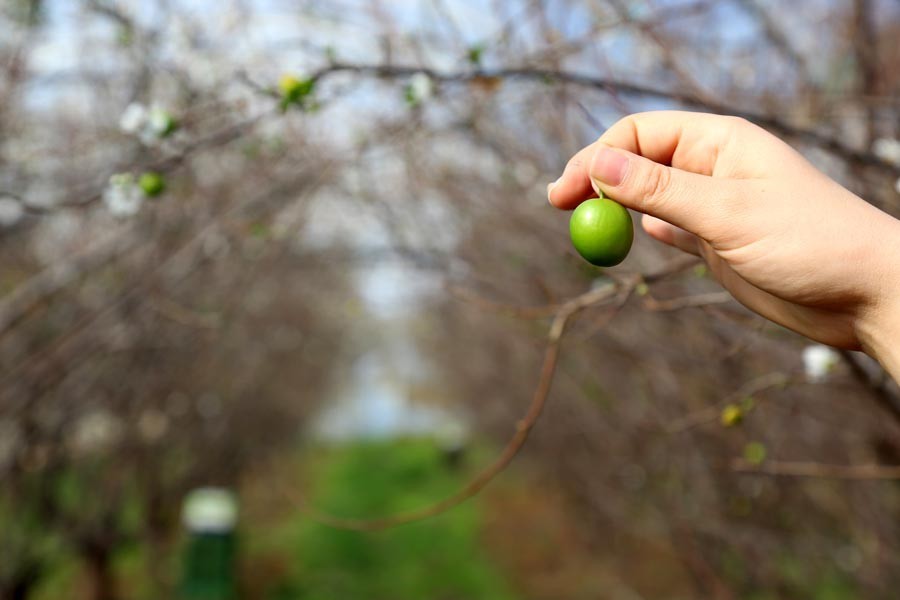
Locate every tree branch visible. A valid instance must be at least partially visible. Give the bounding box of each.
[732,458,900,480]
[666,371,793,434]
[292,281,627,530]
[642,291,732,312]
[839,350,900,427]
[305,62,900,175]
[292,261,701,530]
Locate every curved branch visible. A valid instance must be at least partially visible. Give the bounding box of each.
[293,278,637,531]
[293,266,715,531]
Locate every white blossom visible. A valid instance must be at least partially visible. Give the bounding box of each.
[802,344,840,382]
[873,138,900,166]
[119,102,175,145]
[119,102,148,134]
[408,72,434,104]
[103,173,144,217]
[0,196,24,227]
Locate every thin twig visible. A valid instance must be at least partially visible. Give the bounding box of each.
[732,459,900,480]
[446,255,698,320]
[839,350,900,427]
[643,291,732,312]
[293,279,640,531]
[291,263,691,529]
[666,372,793,434]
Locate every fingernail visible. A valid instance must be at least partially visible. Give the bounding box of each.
[546,177,561,202]
[590,147,628,187]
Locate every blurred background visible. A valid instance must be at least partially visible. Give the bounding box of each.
[1,0,900,598]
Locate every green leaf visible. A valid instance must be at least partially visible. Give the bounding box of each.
[467,44,485,66]
[743,442,767,465]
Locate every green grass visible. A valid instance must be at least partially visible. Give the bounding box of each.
[245,438,518,600]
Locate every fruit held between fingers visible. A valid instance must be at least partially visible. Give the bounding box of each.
[569,195,634,267]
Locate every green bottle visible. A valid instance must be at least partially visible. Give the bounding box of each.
[179,488,238,600]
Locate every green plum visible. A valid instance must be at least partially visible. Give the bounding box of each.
[278,74,315,109]
[138,172,166,197]
[569,194,633,267]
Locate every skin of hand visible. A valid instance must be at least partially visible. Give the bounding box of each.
[548,111,900,380]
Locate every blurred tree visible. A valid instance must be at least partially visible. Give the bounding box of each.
[0,0,898,598]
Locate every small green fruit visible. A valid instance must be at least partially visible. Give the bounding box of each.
[743,442,767,465]
[569,196,633,267]
[720,404,743,427]
[278,74,314,106]
[155,112,178,137]
[467,44,485,65]
[139,172,166,197]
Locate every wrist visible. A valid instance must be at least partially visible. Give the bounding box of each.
[857,217,900,380]
[860,308,900,380]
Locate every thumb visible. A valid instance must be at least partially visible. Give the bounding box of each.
[589,144,744,240]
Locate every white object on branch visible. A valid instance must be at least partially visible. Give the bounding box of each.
[118,102,176,145]
[802,344,839,382]
[147,105,176,137]
[103,173,145,217]
[119,102,148,134]
[182,487,238,533]
[873,138,900,166]
[408,72,434,104]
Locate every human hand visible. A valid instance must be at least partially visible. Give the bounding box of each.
[548,111,900,379]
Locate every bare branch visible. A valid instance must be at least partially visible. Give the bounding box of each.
[291,281,625,530]
[0,233,142,338]
[298,62,900,175]
[839,350,900,427]
[733,0,811,82]
[666,372,793,434]
[290,260,701,530]
[642,291,732,312]
[732,459,900,480]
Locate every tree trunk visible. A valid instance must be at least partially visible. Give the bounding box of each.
[2,580,33,600]
[0,564,42,600]
[85,548,116,600]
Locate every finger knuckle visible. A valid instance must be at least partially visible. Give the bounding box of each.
[598,114,637,143]
[640,164,672,209]
[722,115,762,141]
[726,115,751,130]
